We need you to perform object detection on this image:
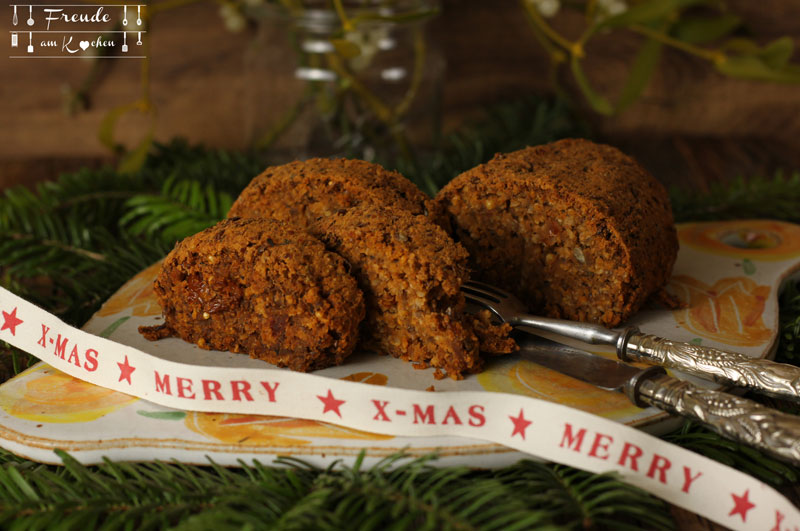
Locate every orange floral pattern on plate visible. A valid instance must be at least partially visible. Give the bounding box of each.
[184,412,392,446]
[668,275,771,347]
[477,358,639,420]
[96,261,162,317]
[678,220,800,261]
[0,366,138,423]
[183,372,392,445]
[341,372,388,385]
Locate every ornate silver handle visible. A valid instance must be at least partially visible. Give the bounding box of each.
[622,333,800,403]
[633,374,800,466]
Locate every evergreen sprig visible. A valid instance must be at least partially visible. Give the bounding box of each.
[121,176,236,247]
[778,279,800,364]
[2,99,800,527]
[664,420,799,486]
[0,140,262,326]
[0,168,162,325]
[670,171,800,224]
[392,97,588,196]
[0,450,673,530]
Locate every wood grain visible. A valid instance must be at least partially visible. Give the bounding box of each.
[1,4,800,526]
[2,0,799,187]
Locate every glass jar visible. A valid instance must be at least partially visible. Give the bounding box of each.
[243,0,444,163]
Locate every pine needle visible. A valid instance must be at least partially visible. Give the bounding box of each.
[4,101,800,528]
[387,96,588,196]
[0,450,674,530]
[777,278,800,364]
[670,171,800,224]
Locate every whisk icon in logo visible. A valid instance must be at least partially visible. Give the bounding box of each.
[8,4,147,58]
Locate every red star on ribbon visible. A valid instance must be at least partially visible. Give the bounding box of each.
[117,355,136,385]
[1,307,23,336]
[509,408,532,440]
[729,489,756,522]
[317,389,345,418]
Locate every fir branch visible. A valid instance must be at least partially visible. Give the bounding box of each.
[3,107,800,528]
[664,421,800,486]
[491,461,673,530]
[121,177,235,247]
[670,171,800,224]
[777,278,800,364]
[0,450,673,530]
[390,96,588,196]
[0,140,262,326]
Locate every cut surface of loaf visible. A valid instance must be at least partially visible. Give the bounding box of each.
[227,157,446,232]
[435,138,678,327]
[317,204,515,380]
[139,217,365,371]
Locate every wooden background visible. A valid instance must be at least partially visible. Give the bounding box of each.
[2,0,799,190]
[2,1,800,527]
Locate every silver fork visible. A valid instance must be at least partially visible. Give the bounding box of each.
[462,280,800,402]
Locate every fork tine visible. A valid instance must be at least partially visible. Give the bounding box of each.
[461,286,506,322]
[461,285,501,305]
[462,280,510,300]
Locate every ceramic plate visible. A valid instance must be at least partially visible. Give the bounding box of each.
[1,220,799,467]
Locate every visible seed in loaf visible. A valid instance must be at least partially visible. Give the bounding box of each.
[316,204,515,379]
[227,157,448,232]
[435,138,678,327]
[139,217,365,372]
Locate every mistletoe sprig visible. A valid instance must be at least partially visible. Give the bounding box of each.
[523,0,800,115]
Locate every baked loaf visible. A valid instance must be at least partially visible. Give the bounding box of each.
[317,204,515,380]
[227,157,446,232]
[435,138,678,327]
[139,217,365,371]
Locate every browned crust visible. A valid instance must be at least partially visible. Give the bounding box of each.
[435,138,678,326]
[140,217,365,372]
[227,157,448,233]
[317,204,515,379]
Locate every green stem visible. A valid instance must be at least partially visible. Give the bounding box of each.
[8,233,107,263]
[520,0,565,63]
[331,0,353,32]
[325,53,392,123]
[629,24,723,63]
[520,1,582,57]
[392,28,426,119]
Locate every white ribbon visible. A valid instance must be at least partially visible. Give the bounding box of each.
[0,286,796,530]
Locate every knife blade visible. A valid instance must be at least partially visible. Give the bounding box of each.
[515,333,653,393]
[464,282,800,402]
[513,332,800,466]
[510,312,800,403]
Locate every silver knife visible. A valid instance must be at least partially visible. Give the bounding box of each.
[515,332,800,466]
[463,280,800,403]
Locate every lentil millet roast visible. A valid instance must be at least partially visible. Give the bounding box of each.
[317,204,515,380]
[435,138,679,327]
[140,217,365,371]
[228,157,447,233]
